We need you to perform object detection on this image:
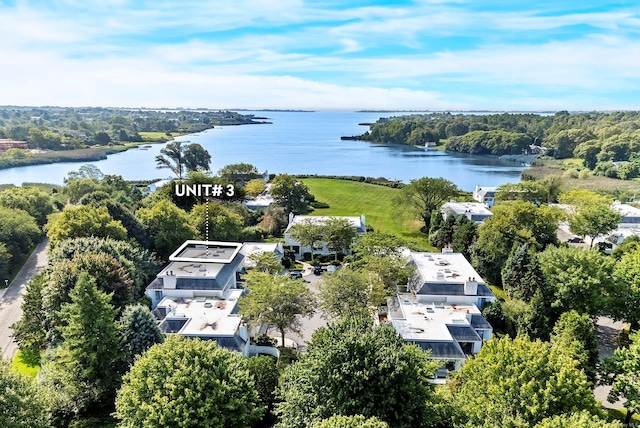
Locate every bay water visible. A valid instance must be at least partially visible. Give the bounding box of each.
[0,111,526,191]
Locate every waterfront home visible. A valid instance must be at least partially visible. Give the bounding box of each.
[441,201,493,224]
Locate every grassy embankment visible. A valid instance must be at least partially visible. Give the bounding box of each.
[527,157,640,196]
[0,132,182,171]
[300,178,436,251]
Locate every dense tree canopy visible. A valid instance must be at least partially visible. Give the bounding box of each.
[0,185,54,227]
[136,199,198,260]
[275,317,440,428]
[471,201,560,285]
[313,415,389,428]
[114,335,262,428]
[0,359,47,428]
[600,330,640,424]
[118,304,164,368]
[451,336,601,427]
[189,202,244,242]
[46,205,127,247]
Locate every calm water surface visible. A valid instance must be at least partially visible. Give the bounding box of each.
[0,111,526,191]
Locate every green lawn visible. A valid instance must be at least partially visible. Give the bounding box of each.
[12,350,40,379]
[301,178,435,250]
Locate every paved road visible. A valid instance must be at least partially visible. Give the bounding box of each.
[0,238,49,361]
[593,316,628,410]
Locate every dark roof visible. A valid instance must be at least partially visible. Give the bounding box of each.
[198,335,247,353]
[159,319,187,333]
[416,282,494,296]
[447,325,482,342]
[470,314,492,330]
[410,341,466,359]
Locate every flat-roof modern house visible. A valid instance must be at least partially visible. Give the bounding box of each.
[239,242,284,269]
[387,298,492,381]
[407,252,495,311]
[441,201,493,224]
[147,240,280,357]
[473,185,498,207]
[146,240,245,309]
[386,251,495,380]
[284,214,366,257]
[612,202,640,228]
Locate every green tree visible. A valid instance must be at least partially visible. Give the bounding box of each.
[353,254,414,294]
[611,248,640,327]
[289,219,325,252]
[600,330,640,425]
[244,178,267,197]
[275,317,440,428]
[0,359,47,428]
[245,356,279,425]
[155,140,185,178]
[46,205,127,247]
[538,246,613,317]
[114,335,262,428]
[248,251,283,274]
[470,201,560,285]
[118,304,165,368]
[534,411,622,428]
[393,177,459,232]
[351,231,406,257]
[323,218,357,260]
[182,143,212,172]
[189,202,244,242]
[551,310,599,384]
[136,199,198,260]
[10,273,47,361]
[451,336,601,427]
[313,415,389,428]
[42,252,134,345]
[218,163,260,185]
[0,205,41,262]
[48,236,157,299]
[41,273,122,417]
[270,174,313,214]
[0,185,54,227]
[501,243,544,302]
[567,204,622,247]
[318,267,387,319]
[239,271,316,346]
[451,215,478,259]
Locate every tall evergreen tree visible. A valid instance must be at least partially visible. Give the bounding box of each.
[501,243,544,302]
[118,304,164,368]
[41,273,122,417]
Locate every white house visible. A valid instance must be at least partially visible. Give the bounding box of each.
[406,252,495,310]
[441,201,493,224]
[387,297,492,381]
[612,202,640,228]
[473,185,498,207]
[239,242,284,269]
[145,240,245,308]
[386,251,495,381]
[142,179,171,196]
[284,214,366,257]
[147,239,281,357]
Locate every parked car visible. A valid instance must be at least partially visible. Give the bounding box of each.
[313,266,323,275]
[289,271,303,279]
[566,237,584,243]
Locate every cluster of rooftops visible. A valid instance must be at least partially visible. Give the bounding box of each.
[145,232,495,380]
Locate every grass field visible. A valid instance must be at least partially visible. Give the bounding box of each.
[301,178,436,250]
[138,132,182,142]
[12,350,40,379]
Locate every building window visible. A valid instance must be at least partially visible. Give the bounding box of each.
[155,290,163,301]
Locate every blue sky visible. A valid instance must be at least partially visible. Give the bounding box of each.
[1,0,639,110]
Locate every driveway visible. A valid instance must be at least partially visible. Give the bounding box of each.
[0,238,49,360]
[593,316,628,410]
[269,263,332,353]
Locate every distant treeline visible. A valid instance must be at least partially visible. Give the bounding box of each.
[0,107,262,151]
[355,111,640,179]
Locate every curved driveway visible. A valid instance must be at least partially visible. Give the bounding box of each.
[0,238,48,360]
